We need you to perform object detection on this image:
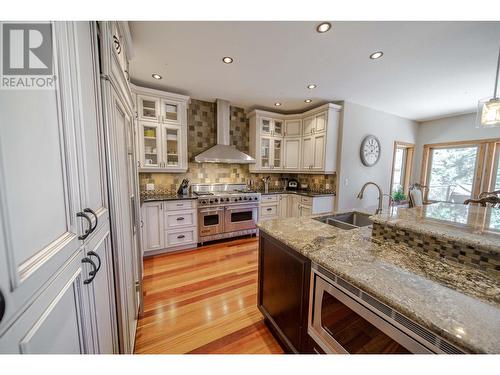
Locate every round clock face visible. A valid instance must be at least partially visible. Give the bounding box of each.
[360,135,381,166]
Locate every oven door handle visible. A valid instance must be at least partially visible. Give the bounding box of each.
[224,205,258,211]
[199,208,224,214]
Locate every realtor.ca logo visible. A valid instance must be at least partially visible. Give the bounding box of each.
[1,22,56,89]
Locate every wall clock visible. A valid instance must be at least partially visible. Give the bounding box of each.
[360,135,381,167]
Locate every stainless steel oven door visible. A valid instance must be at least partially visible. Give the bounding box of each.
[224,204,258,233]
[309,269,432,354]
[198,207,224,237]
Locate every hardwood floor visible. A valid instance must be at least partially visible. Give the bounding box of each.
[134,236,284,354]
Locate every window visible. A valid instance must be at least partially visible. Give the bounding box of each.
[390,142,414,195]
[421,139,500,204]
[427,146,478,203]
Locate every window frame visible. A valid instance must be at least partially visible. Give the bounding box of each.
[390,141,414,196]
[420,138,500,203]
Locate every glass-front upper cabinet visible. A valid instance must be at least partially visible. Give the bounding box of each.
[261,138,270,168]
[163,125,180,167]
[138,95,159,122]
[260,118,272,135]
[273,120,284,137]
[161,100,180,124]
[273,139,282,168]
[140,122,160,167]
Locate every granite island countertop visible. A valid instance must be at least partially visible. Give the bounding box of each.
[257,209,500,353]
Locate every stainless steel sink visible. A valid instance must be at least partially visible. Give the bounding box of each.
[314,211,373,230]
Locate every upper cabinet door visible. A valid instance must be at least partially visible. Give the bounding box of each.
[139,122,161,168]
[301,136,314,170]
[273,119,284,137]
[162,125,181,168]
[260,137,272,169]
[303,116,315,136]
[312,134,326,170]
[138,95,160,122]
[161,99,181,124]
[260,117,272,135]
[273,139,283,169]
[284,119,302,137]
[283,138,301,170]
[315,112,327,133]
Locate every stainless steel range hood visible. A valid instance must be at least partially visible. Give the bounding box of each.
[194,99,256,164]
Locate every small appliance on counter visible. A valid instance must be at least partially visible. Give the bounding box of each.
[177,178,190,196]
[287,179,298,191]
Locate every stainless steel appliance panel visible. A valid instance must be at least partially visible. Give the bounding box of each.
[224,204,258,233]
[198,207,224,237]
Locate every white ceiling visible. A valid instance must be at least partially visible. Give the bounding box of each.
[129,21,500,121]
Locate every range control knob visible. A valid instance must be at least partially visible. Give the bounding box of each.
[243,196,248,200]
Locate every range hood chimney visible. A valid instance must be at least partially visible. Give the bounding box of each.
[194,99,256,164]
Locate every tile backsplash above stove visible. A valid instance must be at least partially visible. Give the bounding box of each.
[139,98,337,195]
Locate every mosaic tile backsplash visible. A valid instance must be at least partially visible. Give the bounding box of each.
[372,222,500,274]
[139,98,336,194]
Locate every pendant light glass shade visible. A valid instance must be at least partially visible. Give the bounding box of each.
[476,97,500,128]
[477,48,500,128]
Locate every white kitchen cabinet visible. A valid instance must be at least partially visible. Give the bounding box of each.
[279,194,289,218]
[300,205,313,217]
[141,202,164,252]
[139,121,161,167]
[0,22,120,354]
[138,95,160,122]
[284,119,302,137]
[283,137,301,170]
[289,195,302,217]
[133,85,190,173]
[100,21,141,354]
[249,104,341,174]
[141,200,198,256]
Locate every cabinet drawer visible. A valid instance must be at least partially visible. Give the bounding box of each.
[261,204,279,218]
[165,228,197,247]
[163,200,194,211]
[165,209,196,229]
[300,196,313,205]
[261,194,279,203]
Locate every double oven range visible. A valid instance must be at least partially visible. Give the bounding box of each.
[192,183,261,244]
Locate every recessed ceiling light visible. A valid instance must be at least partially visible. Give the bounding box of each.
[152,73,162,80]
[307,84,317,89]
[304,99,312,103]
[369,51,384,60]
[274,102,282,107]
[222,56,234,64]
[316,22,332,33]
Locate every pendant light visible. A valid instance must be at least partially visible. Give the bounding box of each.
[476,47,500,128]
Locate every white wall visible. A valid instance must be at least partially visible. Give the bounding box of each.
[336,101,419,211]
[413,113,500,181]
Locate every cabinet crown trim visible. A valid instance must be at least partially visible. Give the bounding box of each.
[131,84,191,103]
[248,103,342,119]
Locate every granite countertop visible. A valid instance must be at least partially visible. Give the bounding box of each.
[257,210,500,353]
[140,193,198,203]
[372,202,500,253]
[257,189,336,197]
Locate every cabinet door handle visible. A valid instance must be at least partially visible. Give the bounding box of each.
[82,257,97,284]
[83,208,98,233]
[266,208,272,211]
[77,211,92,240]
[0,288,5,324]
[177,234,185,239]
[137,160,141,167]
[176,217,185,221]
[86,250,101,276]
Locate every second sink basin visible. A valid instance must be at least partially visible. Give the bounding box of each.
[314,211,373,230]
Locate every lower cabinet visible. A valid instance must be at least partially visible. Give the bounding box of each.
[0,249,94,353]
[258,232,311,353]
[141,200,198,256]
[259,193,334,221]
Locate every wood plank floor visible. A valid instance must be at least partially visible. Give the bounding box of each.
[134,236,284,354]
